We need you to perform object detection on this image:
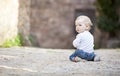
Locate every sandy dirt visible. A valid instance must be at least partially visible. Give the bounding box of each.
[0,47,120,76]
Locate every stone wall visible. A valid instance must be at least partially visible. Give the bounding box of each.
[0,0,18,45]
[30,0,96,49]
[0,0,96,48]
[0,0,119,48]
[18,0,31,46]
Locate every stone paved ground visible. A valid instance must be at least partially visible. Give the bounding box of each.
[0,47,120,76]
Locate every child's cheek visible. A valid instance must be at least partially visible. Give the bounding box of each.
[81,28,85,31]
[82,26,86,31]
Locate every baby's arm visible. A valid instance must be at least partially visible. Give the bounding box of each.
[73,34,81,48]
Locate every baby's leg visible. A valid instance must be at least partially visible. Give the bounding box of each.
[69,51,77,62]
[69,51,80,62]
[75,49,95,61]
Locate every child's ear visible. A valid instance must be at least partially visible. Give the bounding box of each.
[85,25,90,30]
[86,25,88,27]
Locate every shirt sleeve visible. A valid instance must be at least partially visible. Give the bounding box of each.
[72,34,81,48]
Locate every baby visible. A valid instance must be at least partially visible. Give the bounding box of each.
[69,15,100,62]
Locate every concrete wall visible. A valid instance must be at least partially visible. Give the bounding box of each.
[0,0,18,45]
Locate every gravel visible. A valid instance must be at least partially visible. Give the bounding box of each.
[0,47,120,76]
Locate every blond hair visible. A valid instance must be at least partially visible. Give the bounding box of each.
[75,15,93,26]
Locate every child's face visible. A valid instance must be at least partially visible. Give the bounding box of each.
[75,23,87,33]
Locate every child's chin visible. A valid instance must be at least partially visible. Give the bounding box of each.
[77,31,82,33]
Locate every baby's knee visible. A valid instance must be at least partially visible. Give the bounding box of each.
[69,55,74,61]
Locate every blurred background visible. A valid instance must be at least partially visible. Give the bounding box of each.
[0,0,120,49]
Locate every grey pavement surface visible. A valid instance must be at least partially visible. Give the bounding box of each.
[0,47,120,76]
